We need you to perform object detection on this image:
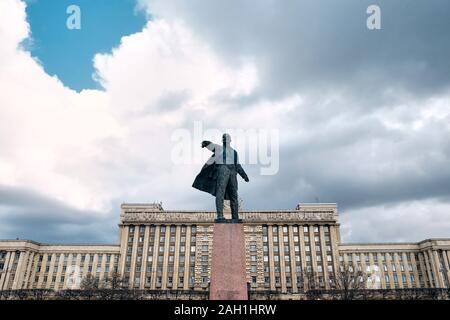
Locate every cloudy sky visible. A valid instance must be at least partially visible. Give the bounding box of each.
[0,0,449,244]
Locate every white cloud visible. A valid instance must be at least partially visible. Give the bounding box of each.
[0,0,261,218]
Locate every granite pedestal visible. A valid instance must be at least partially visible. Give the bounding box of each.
[210,223,248,300]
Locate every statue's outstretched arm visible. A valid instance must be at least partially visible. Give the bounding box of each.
[202,141,221,152]
[201,140,211,148]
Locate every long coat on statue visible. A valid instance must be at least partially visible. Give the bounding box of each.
[192,148,247,200]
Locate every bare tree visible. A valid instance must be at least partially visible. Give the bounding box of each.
[96,271,123,300]
[303,267,318,291]
[79,273,99,300]
[101,271,124,290]
[328,263,368,300]
[302,267,324,300]
[295,271,306,293]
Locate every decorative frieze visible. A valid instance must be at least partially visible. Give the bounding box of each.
[120,210,338,224]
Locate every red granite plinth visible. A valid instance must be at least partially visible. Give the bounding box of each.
[210,223,248,300]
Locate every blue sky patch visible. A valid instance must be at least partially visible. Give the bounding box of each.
[24,0,147,91]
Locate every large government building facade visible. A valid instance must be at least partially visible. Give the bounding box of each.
[1,203,449,297]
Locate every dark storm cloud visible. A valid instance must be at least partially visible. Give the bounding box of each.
[241,109,450,211]
[147,0,450,100]
[0,185,118,243]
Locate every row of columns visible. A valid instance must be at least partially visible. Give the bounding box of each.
[120,224,199,290]
[263,224,337,293]
[0,250,119,290]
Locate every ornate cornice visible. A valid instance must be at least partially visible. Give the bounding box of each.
[120,209,338,224]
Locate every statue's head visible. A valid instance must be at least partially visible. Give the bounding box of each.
[222,133,231,144]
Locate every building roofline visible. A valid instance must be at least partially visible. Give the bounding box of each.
[417,238,450,244]
[340,238,450,247]
[0,239,118,247]
[340,242,418,246]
